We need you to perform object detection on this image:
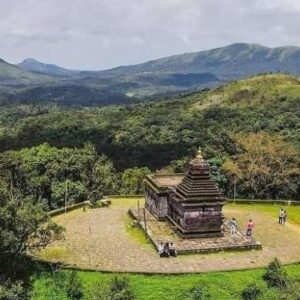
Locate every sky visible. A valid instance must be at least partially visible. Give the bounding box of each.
[1,0,300,70]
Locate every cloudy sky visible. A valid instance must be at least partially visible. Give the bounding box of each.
[1,0,300,70]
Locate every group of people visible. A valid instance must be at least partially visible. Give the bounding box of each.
[158,241,177,258]
[229,208,288,238]
[158,208,288,257]
[229,218,254,237]
[278,208,288,225]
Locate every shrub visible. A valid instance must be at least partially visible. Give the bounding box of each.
[280,280,300,300]
[264,258,288,289]
[0,280,26,300]
[108,276,135,300]
[241,283,262,300]
[89,281,109,300]
[183,284,211,300]
[65,271,83,299]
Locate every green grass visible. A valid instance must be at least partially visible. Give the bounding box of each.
[30,264,300,300]
[124,213,152,248]
[227,203,300,225]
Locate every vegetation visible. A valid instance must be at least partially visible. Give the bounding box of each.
[0,74,299,199]
[1,74,300,298]
[30,263,300,300]
[0,143,148,210]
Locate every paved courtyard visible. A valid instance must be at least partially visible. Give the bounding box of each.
[129,208,261,253]
[39,199,300,273]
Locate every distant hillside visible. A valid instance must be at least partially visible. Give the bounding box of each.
[97,43,300,79]
[0,58,53,85]
[2,43,300,105]
[1,74,299,169]
[18,58,78,77]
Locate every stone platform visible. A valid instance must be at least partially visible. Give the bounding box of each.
[129,208,262,254]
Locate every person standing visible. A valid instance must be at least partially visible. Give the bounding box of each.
[279,208,284,224]
[283,210,288,225]
[246,219,254,237]
[230,218,237,235]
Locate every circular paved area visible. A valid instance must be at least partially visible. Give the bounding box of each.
[40,200,300,273]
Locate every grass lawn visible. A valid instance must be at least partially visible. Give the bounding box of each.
[31,264,300,300]
[226,202,300,225]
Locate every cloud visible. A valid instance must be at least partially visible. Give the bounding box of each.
[0,0,300,69]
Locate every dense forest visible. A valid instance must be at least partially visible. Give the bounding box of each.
[0,74,299,203]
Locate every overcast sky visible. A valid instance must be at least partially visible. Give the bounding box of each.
[1,0,300,70]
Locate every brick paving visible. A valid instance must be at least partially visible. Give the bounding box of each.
[40,203,300,274]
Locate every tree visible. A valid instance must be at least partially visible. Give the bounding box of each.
[0,186,64,271]
[121,167,151,194]
[263,258,288,289]
[222,132,300,199]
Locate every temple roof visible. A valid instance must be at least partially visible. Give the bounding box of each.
[172,150,226,204]
[144,174,184,193]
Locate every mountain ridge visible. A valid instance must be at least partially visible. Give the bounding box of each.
[2,42,300,106]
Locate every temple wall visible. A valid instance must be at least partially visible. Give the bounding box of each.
[168,197,224,235]
[145,184,168,220]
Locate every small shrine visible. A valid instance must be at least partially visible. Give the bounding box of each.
[144,149,226,238]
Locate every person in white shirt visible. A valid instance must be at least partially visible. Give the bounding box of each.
[158,242,164,257]
[230,218,237,235]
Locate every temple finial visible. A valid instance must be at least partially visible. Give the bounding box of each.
[196,147,203,158]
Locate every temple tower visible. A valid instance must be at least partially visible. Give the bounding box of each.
[167,149,226,238]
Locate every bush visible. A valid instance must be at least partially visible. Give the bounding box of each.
[89,281,109,300]
[108,276,135,300]
[241,283,262,300]
[264,258,288,289]
[280,280,300,300]
[0,280,26,300]
[65,271,83,299]
[183,284,211,300]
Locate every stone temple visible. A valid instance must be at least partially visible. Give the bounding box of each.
[144,150,226,238]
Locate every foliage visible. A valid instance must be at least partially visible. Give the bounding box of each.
[65,271,83,299]
[183,284,211,300]
[0,143,119,210]
[280,280,300,300]
[107,276,135,300]
[120,167,151,194]
[263,258,288,289]
[0,74,300,200]
[31,263,300,300]
[241,283,262,300]
[0,280,26,300]
[0,189,64,266]
[222,132,300,199]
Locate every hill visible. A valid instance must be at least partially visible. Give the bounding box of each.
[2,43,300,105]
[18,58,78,77]
[99,43,300,78]
[0,73,299,164]
[0,58,54,85]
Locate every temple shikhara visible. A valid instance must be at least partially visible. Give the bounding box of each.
[144,149,226,238]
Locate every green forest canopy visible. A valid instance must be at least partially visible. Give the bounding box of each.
[0,74,299,201]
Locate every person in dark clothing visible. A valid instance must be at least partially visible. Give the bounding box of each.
[169,242,177,257]
[163,242,170,257]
